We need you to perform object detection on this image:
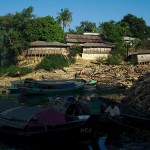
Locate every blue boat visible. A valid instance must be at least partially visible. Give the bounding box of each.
[18,79,86,95]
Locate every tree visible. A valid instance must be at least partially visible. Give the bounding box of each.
[99,20,131,43]
[26,16,64,42]
[75,21,98,34]
[121,14,148,40]
[0,6,34,65]
[0,7,65,65]
[56,8,72,32]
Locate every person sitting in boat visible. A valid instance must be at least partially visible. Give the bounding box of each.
[105,102,120,117]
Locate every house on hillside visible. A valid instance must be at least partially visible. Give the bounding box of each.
[26,41,70,57]
[66,33,110,46]
[66,33,114,60]
[80,43,114,60]
[129,50,150,64]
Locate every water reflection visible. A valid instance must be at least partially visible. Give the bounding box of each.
[0,140,92,150]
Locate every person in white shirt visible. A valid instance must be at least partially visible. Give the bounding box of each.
[105,103,120,117]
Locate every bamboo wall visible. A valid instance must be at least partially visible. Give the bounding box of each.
[82,47,111,59]
[27,47,69,56]
[137,54,150,64]
[83,47,111,54]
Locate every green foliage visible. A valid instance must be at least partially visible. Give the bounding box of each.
[75,21,98,34]
[19,67,33,76]
[27,16,64,42]
[105,44,126,65]
[128,59,137,65]
[0,7,34,65]
[0,65,32,77]
[67,45,82,64]
[36,54,69,71]
[56,8,72,31]
[138,40,150,50]
[106,55,122,65]
[0,7,65,66]
[121,14,148,40]
[99,20,131,43]
[95,57,106,65]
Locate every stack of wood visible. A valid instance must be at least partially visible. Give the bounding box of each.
[123,72,150,111]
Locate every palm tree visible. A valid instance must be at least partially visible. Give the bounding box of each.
[56,8,72,32]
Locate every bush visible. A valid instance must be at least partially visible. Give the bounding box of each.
[67,45,82,64]
[0,67,7,77]
[0,65,32,77]
[36,54,69,71]
[106,55,122,65]
[95,57,106,65]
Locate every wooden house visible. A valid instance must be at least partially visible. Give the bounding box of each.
[27,41,70,57]
[81,43,114,60]
[66,33,109,46]
[66,33,114,60]
[129,50,150,64]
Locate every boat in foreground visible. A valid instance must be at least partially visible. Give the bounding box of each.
[0,100,100,146]
[18,78,85,95]
[99,98,150,134]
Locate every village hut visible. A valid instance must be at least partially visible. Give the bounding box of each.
[27,41,70,57]
[66,33,109,46]
[80,43,114,60]
[129,50,150,65]
[66,33,114,60]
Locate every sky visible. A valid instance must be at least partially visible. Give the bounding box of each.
[0,0,150,31]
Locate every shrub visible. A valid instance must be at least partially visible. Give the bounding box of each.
[0,65,32,77]
[36,54,69,71]
[67,45,82,64]
[95,57,106,65]
[106,55,122,65]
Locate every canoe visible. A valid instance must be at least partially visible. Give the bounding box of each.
[18,79,86,95]
[99,97,150,134]
[0,100,100,146]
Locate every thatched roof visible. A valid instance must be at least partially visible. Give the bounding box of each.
[80,43,114,48]
[30,41,69,47]
[66,34,109,43]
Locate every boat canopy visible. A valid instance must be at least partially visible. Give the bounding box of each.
[0,100,66,129]
[0,100,20,113]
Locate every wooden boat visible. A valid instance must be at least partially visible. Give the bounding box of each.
[0,100,100,146]
[18,79,86,95]
[99,98,150,134]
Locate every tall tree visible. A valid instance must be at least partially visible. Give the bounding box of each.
[56,8,72,32]
[26,16,64,42]
[99,20,131,43]
[121,14,148,40]
[0,6,34,64]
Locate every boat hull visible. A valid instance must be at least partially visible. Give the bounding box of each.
[19,85,84,95]
[18,79,85,95]
[0,115,100,146]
